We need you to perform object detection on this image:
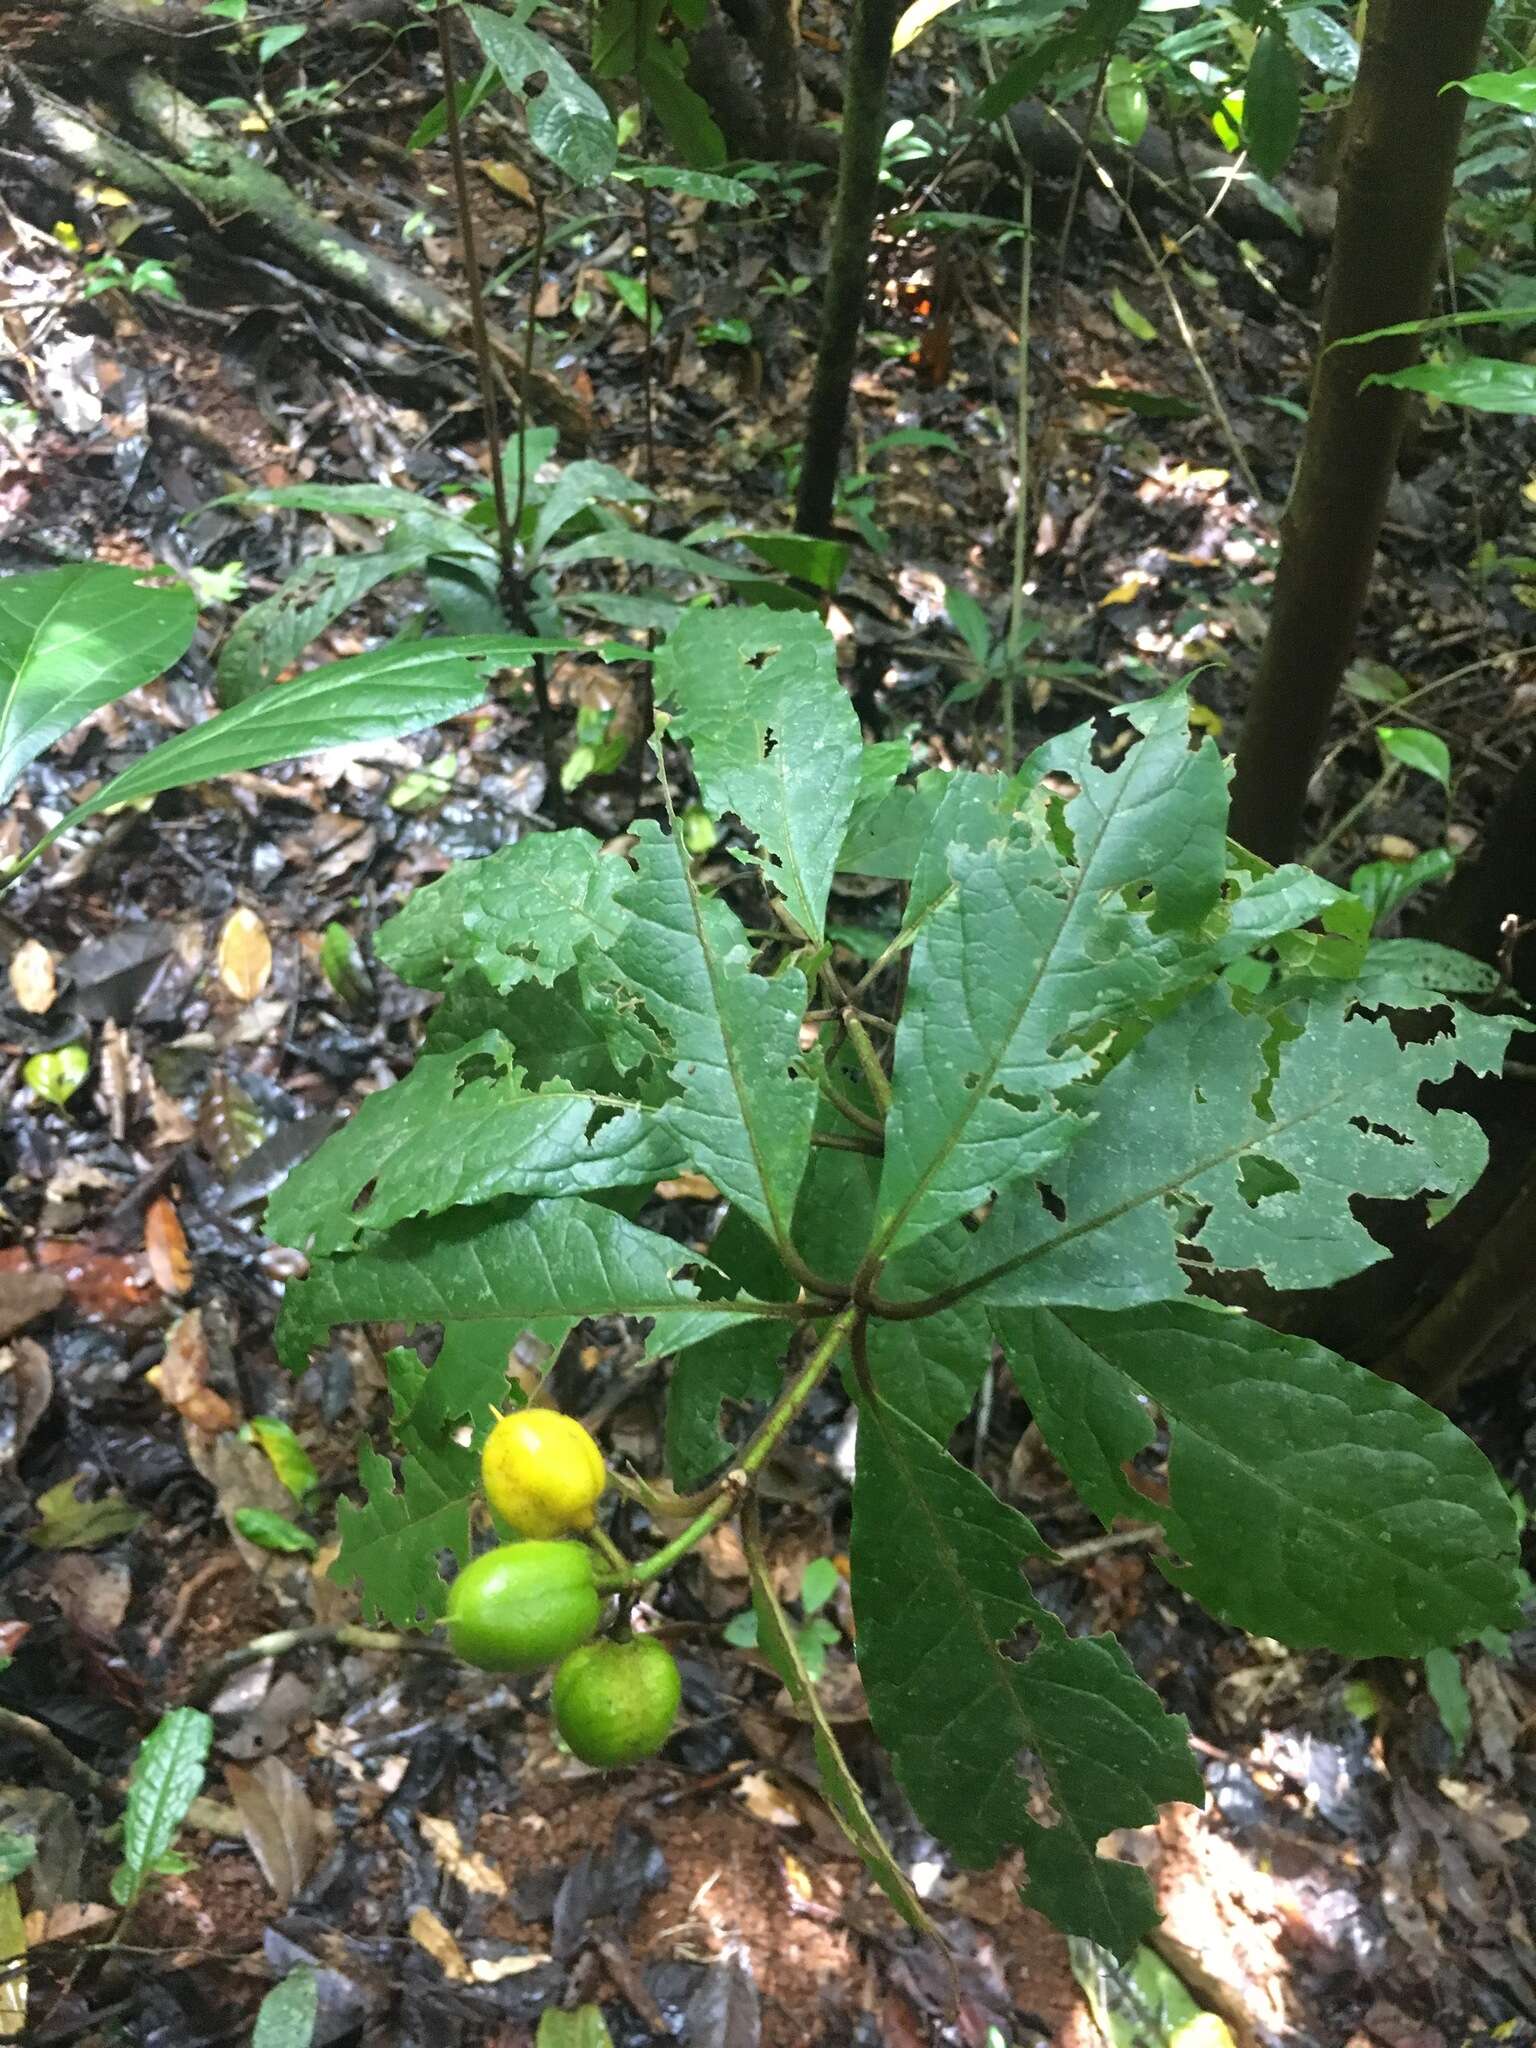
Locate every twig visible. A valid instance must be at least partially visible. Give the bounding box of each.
[0,1704,105,1795]
[1045,1523,1163,1569]
[185,1623,453,1706]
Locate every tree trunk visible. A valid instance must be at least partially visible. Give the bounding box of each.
[1424,742,1536,1000]
[1228,0,1492,864]
[793,0,901,538]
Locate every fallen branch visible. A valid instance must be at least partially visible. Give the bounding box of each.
[7,64,590,441]
[185,1621,454,1706]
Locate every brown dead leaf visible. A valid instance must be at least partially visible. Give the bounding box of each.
[736,1771,804,1830]
[44,1552,131,1639]
[409,1905,472,1982]
[8,939,56,1014]
[217,907,272,1001]
[23,1903,115,1944]
[143,1197,192,1296]
[0,1271,67,1344]
[419,1816,506,1896]
[147,1311,239,1434]
[225,1758,318,1906]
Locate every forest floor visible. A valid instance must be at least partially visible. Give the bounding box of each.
[3,6,1536,2045]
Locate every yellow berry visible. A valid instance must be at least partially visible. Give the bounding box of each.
[481,1409,606,1540]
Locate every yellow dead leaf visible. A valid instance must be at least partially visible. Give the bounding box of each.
[471,1953,552,1984]
[1187,700,1224,738]
[655,1173,721,1202]
[419,1816,506,1897]
[1099,571,1155,606]
[52,221,81,253]
[217,907,272,1001]
[8,941,56,1016]
[478,160,533,203]
[22,1901,114,1944]
[409,1905,471,1981]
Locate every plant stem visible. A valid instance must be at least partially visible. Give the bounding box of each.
[842,1009,892,1118]
[597,1307,858,1592]
[1003,166,1034,775]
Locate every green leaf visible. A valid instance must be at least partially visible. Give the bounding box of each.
[944,584,993,666]
[5,636,567,887]
[1286,4,1357,79]
[257,21,306,60]
[332,1348,480,1627]
[216,546,436,705]
[873,690,1227,1256]
[1453,66,1536,113]
[466,3,618,185]
[1110,286,1157,343]
[799,1557,840,1614]
[637,43,727,169]
[241,1417,319,1503]
[851,1396,1202,1957]
[0,563,196,801]
[615,163,754,204]
[667,1320,785,1492]
[531,461,653,559]
[1349,849,1455,927]
[24,1045,89,1107]
[592,0,662,75]
[654,607,863,941]
[253,1967,319,2048]
[1422,1647,1470,1756]
[320,921,371,1010]
[377,828,627,995]
[276,1194,777,1376]
[746,1516,939,1940]
[738,531,850,593]
[1361,358,1536,416]
[265,1030,682,1256]
[1104,56,1149,147]
[957,979,1513,1304]
[407,61,498,149]
[112,1708,212,1907]
[27,1474,144,1550]
[536,2007,616,2048]
[0,1834,36,1885]
[996,1302,1521,1657]
[1243,27,1301,179]
[610,822,817,1246]
[234,1507,317,1555]
[1378,725,1452,789]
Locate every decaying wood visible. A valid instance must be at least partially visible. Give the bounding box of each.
[6,63,590,441]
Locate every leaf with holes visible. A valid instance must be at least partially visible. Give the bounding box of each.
[467,3,618,185]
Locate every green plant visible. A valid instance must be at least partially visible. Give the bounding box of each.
[725,1556,842,1681]
[552,1636,682,1766]
[0,560,561,889]
[445,1540,602,1671]
[270,601,1523,1955]
[111,1708,213,1908]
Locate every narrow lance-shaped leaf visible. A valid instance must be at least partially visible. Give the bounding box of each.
[265,1029,683,1256]
[4,637,569,888]
[851,1397,1203,1957]
[276,1194,784,1374]
[655,606,863,941]
[611,820,817,1248]
[0,563,196,801]
[994,1302,1522,1657]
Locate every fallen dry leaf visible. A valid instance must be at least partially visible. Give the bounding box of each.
[419,1815,506,1897]
[147,1311,239,1434]
[225,1757,318,1906]
[23,1903,115,1944]
[0,1271,67,1345]
[216,906,272,1001]
[409,1904,471,1982]
[471,1953,552,1984]
[8,939,56,1015]
[655,1173,721,1202]
[143,1197,192,1296]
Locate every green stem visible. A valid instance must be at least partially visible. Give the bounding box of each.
[842,1009,892,1118]
[596,1307,859,1592]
